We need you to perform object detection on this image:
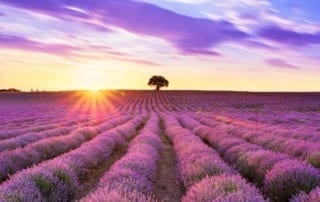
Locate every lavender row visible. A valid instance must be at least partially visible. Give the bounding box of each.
[209,114,320,143]
[162,114,265,201]
[291,187,320,202]
[0,116,92,142]
[179,115,320,201]
[0,115,131,183]
[162,114,232,187]
[0,112,118,142]
[0,124,56,141]
[198,115,320,169]
[0,115,146,201]
[82,114,162,201]
[183,174,267,202]
[0,126,77,153]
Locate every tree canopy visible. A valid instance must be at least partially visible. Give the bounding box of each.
[148,75,169,91]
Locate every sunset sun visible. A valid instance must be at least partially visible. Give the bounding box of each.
[74,67,107,91]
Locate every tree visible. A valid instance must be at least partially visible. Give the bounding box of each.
[148,75,169,91]
[0,88,22,93]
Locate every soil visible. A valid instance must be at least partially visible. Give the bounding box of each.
[74,146,128,200]
[74,121,146,200]
[153,120,185,202]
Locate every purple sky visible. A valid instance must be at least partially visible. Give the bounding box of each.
[0,0,319,91]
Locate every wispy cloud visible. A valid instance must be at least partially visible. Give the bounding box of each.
[259,26,320,47]
[0,32,163,67]
[63,43,162,66]
[0,0,248,56]
[265,58,298,69]
[0,34,77,57]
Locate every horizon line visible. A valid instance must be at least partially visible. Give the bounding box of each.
[1,88,320,94]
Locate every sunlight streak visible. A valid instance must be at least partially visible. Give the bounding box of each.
[63,90,119,119]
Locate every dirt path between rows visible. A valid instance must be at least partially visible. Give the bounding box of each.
[153,120,184,202]
[74,146,127,200]
[75,122,146,200]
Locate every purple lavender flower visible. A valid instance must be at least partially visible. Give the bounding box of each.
[291,187,320,202]
[81,188,157,202]
[163,115,234,189]
[264,160,320,201]
[183,174,266,202]
[306,151,320,169]
[0,116,145,201]
[83,115,162,200]
[240,150,289,185]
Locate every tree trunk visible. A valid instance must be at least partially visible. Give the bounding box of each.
[156,85,160,91]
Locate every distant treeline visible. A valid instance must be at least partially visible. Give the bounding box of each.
[0,88,22,93]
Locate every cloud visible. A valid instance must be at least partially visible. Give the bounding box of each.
[115,57,162,66]
[243,40,278,51]
[0,33,162,66]
[163,0,211,3]
[0,0,249,56]
[265,58,298,69]
[259,26,320,47]
[72,44,162,66]
[0,34,77,57]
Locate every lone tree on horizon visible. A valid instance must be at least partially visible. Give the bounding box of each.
[148,75,169,91]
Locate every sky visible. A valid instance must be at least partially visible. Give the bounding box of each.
[0,0,320,91]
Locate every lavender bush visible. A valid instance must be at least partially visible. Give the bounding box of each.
[264,160,320,201]
[0,116,131,182]
[291,187,320,202]
[162,114,233,189]
[82,114,162,201]
[0,116,146,201]
[183,174,266,202]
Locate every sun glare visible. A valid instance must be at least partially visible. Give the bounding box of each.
[87,88,100,93]
[73,67,107,91]
[83,89,104,101]
[64,89,116,117]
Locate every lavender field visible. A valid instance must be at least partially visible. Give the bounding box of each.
[0,91,320,202]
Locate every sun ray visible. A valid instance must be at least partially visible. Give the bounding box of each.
[64,90,119,120]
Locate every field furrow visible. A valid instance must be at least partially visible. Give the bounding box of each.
[196,115,320,169]
[0,115,146,201]
[153,118,184,202]
[82,114,161,201]
[179,115,320,201]
[0,91,319,201]
[162,114,266,201]
[0,115,132,183]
